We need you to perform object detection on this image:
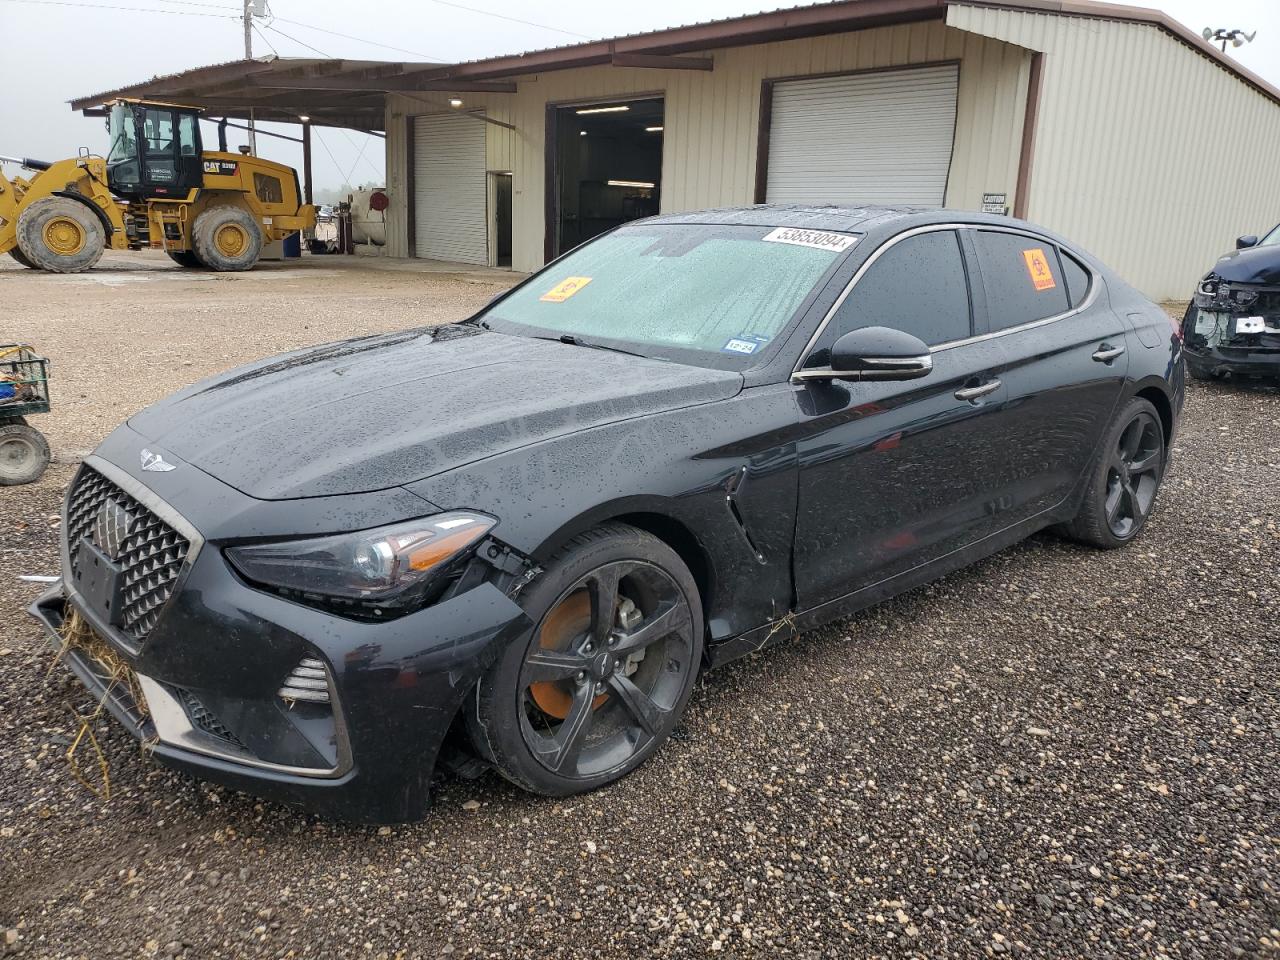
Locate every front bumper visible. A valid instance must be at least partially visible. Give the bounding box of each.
[1184,300,1280,379]
[30,445,534,823]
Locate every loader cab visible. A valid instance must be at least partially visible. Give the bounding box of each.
[105,100,204,200]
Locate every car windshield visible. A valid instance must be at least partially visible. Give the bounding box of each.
[1260,223,1280,246]
[479,223,857,367]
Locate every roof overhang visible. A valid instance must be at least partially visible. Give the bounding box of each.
[70,0,1280,127]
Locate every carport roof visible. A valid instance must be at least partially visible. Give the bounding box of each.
[70,0,1280,126]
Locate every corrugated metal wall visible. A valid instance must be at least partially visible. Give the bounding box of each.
[384,21,1031,273]
[949,4,1280,300]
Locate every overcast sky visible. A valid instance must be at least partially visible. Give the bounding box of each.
[1,0,1277,193]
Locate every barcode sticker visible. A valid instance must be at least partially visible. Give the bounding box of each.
[762,228,859,253]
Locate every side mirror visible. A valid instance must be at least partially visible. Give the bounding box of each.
[796,326,933,382]
[1236,235,1259,250]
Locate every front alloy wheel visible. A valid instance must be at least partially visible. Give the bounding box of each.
[470,524,703,795]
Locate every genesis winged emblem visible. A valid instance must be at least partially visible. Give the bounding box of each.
[140,448,176,473]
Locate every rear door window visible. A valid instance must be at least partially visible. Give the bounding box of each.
[973,230,1071,331]
[826,230,972,347]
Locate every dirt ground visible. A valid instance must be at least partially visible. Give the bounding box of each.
[0,252,1277,959]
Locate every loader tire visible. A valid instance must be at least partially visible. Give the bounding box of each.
[8,248,36,269]
[15,197,106,273]
[166,251,205,269]
[191,206,262,272]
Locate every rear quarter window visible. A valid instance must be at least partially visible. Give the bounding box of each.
[1059,249,1092,307]
[973,230,1071,331]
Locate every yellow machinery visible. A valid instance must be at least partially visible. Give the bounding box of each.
[0,99,315,273]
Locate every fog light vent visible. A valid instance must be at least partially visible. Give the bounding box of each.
[278,656,331,704]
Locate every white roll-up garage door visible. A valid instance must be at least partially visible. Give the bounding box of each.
[413,113,487,264]
[765,64,959,207]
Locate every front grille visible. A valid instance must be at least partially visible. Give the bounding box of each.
[172,686,244,747]
[66,466,191,643]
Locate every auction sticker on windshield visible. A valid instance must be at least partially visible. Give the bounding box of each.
[762,228,859,253]
[540,277,593,302]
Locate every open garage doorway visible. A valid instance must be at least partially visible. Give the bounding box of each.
[547,97,664,259]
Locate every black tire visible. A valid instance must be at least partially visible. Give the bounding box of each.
[15,197,106,273]
[191,206,262,272]
[0,423,51,485]
[166,250,205,269]
[1060,397,1166,549]
[8,247,36,269]
[468,523,704,796]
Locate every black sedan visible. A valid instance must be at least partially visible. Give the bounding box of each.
[1184,223,1280,380]
[30,206,1185,822]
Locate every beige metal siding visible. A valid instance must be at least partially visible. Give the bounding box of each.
[949,3,1280,299]
[385,21,1031,273]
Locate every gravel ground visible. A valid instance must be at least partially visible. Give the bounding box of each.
[1,256,1277,959]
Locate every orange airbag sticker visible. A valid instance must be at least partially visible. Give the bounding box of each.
[539,276,593,302]
[1022,248,1057,292]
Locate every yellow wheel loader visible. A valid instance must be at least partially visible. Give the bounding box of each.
[0,99,315,273]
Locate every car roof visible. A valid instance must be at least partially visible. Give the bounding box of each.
[646,203,1056,235]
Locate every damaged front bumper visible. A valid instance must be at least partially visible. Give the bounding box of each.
[1184,277,1280,378]
[31,575,533,822]
[28,447,537,822]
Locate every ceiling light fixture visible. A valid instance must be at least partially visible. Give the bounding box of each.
[298,114,311,123]
[449,98,464,108]
[580,130,588,136]
[576,105,630,115]
[607,179,655,189]
[645,126,664,132]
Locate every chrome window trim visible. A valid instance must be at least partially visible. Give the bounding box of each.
[792,223,1101,376]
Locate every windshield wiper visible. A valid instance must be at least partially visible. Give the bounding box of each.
[533,334,660,361]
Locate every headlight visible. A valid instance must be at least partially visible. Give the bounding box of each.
[226,512,496,613]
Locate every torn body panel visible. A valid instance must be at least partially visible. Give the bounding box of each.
[1185,275,1280,378]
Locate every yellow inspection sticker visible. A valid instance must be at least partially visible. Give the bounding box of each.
[539,276,593,302]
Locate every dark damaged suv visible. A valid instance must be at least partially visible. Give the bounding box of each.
[1184,224,1280,380]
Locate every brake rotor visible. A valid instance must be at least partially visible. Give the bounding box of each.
[529,590,609,720]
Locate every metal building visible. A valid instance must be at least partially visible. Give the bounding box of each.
[75,0,1280,300]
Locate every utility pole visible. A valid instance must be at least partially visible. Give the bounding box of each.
[244,0,257,154]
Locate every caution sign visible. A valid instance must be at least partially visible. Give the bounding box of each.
[1022,248,1057,292]
[539,276,593,302]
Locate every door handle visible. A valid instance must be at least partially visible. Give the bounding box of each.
[1092,343,1126,363]
[954,380,1001,402]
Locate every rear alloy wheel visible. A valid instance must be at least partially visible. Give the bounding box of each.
[1061,397,1165,548]
[191,206,263,272]
[469,524,703,795]
[0,423,51,485]
[15,197,106,273]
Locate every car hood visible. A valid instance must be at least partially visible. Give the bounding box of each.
[127,325,742,500]
[1210,244,1280,285]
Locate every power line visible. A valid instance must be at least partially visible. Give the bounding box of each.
[423,0,592,40]
[335,127,385,182]
[150,0,239,9]
[0,0,236,15]
[251,20,277,56]
[263,22,330,58]
[270,15,444,61]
